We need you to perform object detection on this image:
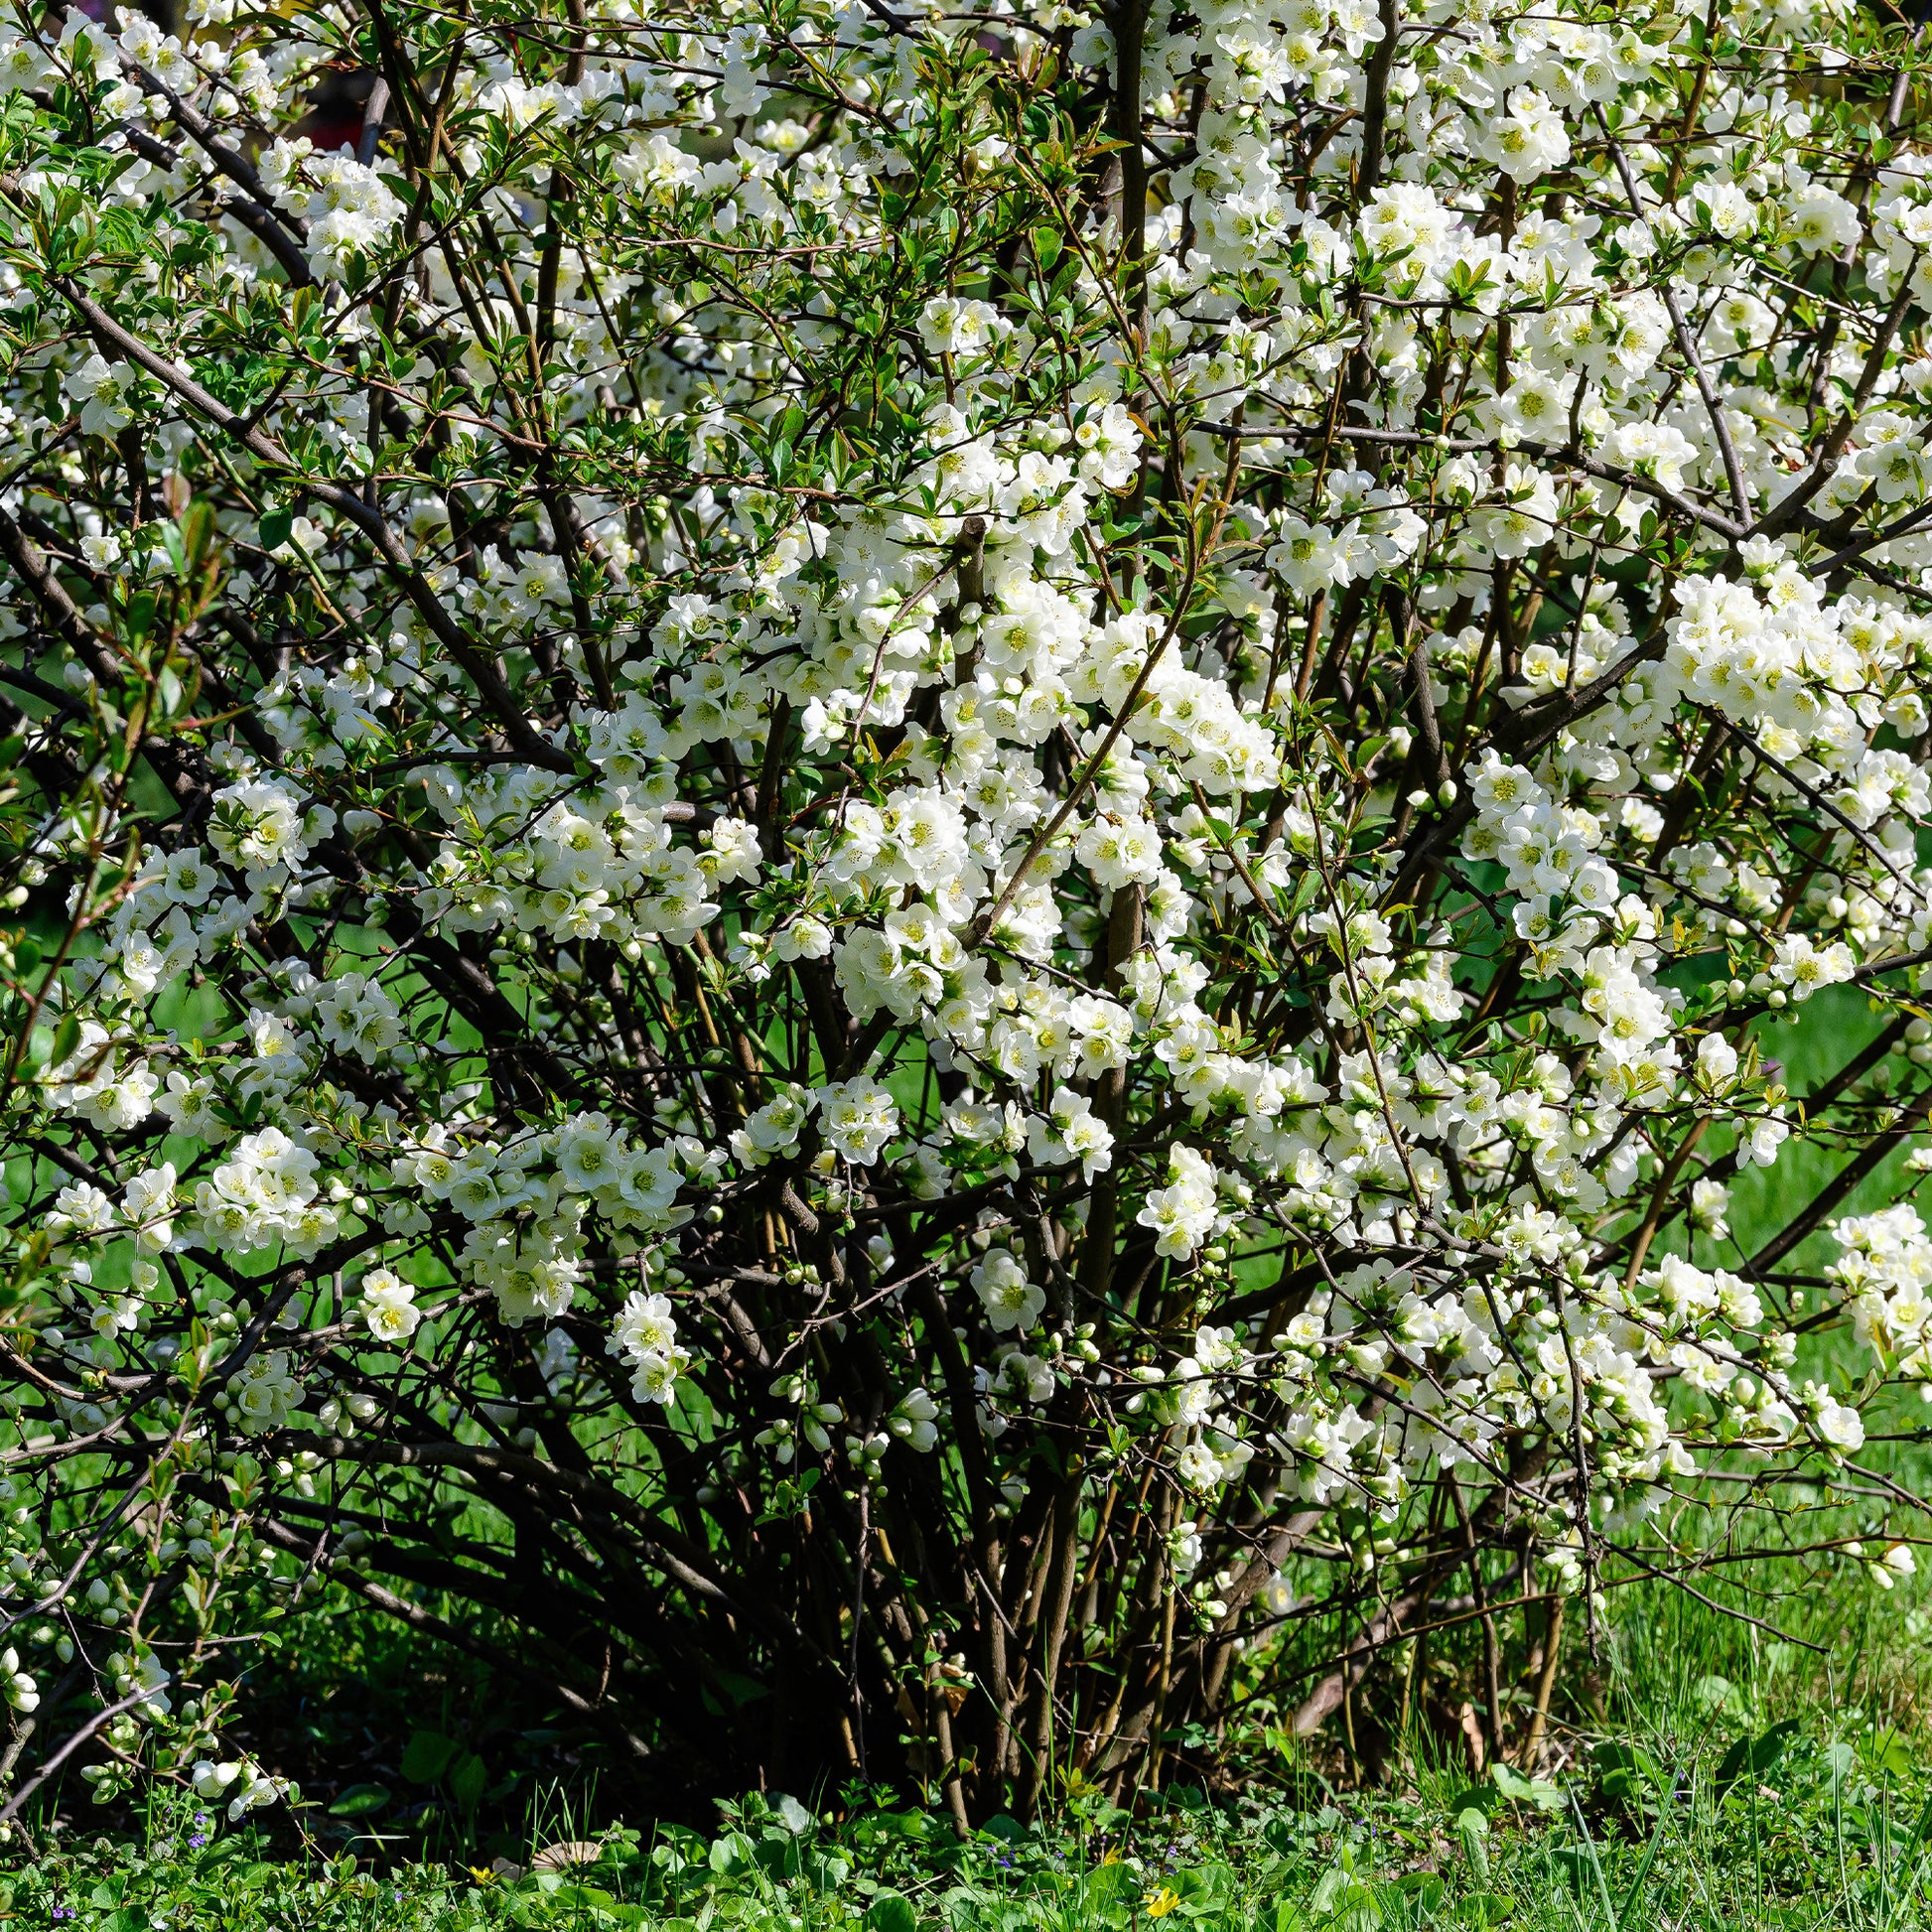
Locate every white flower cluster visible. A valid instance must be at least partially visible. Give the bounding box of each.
[192,1756,293,1822]
[260,138,405,280]
[1832,1205,1932,1386]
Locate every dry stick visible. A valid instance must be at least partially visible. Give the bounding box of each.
[850,1483,872,1780]
[1394,585,1448,793]
[310,1434,835,1669]
[1662,0,1721,201]
[115,53,311,253]
[355,0,435,176]
[1620,1115,1712,1289]
[1449,1470,1507,1763]
[1551,1278,1600,1659]
[1022,1473,1085,1815]
[1079,883,1144,1300]
[1517,1594,1566,1770]
[1290,587,1328,706]
[906,1588,973,1838]
[121,127,314,289]
[909,1276,1010,1749]
[1745,1101,1932,1279]
[357,75,392,167]
[1752,259,1923,544]
[1855,943,1932,982]
[1591,124,1752,525]
[1112,0,1148,324]
[1139,1490,1181,1799]
[1724,713,1916,890]
[1811,491,1932,582]
[0,1715,33,1786]
[1353,0,1402,200]
[1199,422,1747,543]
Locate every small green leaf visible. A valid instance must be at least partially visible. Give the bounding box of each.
[1719,1721,1801,1797]
[48,1014,79,1068]
[259,508,294,553]
[399,1727,458,1784]
[867,1890,917,1932]
[449,1749,487,1812]
[1456,1808,1490,1884]
[1456,1892,1514,1928]
[1864,1727,1914,1779]
[1752,1719,1802,1773]
[328,1783,391,1818]
[1493,1761,1565,1813]
[1695,1673,1739,1714]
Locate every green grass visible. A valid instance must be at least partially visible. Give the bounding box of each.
[11,1564,1932,1932]
[10,1706,1932,1932]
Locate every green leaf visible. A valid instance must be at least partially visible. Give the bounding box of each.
[1492,1761,1565,1813]
[710,1667,769,1709]
[48,1014,79,1069]
[1695,1673,1740,1714]
[1456,1808,1490,1884]
[1456,1892,1514,1928]
[1718,1720,1802,1797]
[450,1749,488,1812]
[122,589,159,645]
[399,1727,458,1784]
[709,1829,756,1875]
[328,1782,391,1817]
[545,1885,618,1909]
[259,508,294,553]
[1594,1738,1660,1806]
[867,1890,917,1932]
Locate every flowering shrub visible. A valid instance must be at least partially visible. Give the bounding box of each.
[0,0,1929,1825]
